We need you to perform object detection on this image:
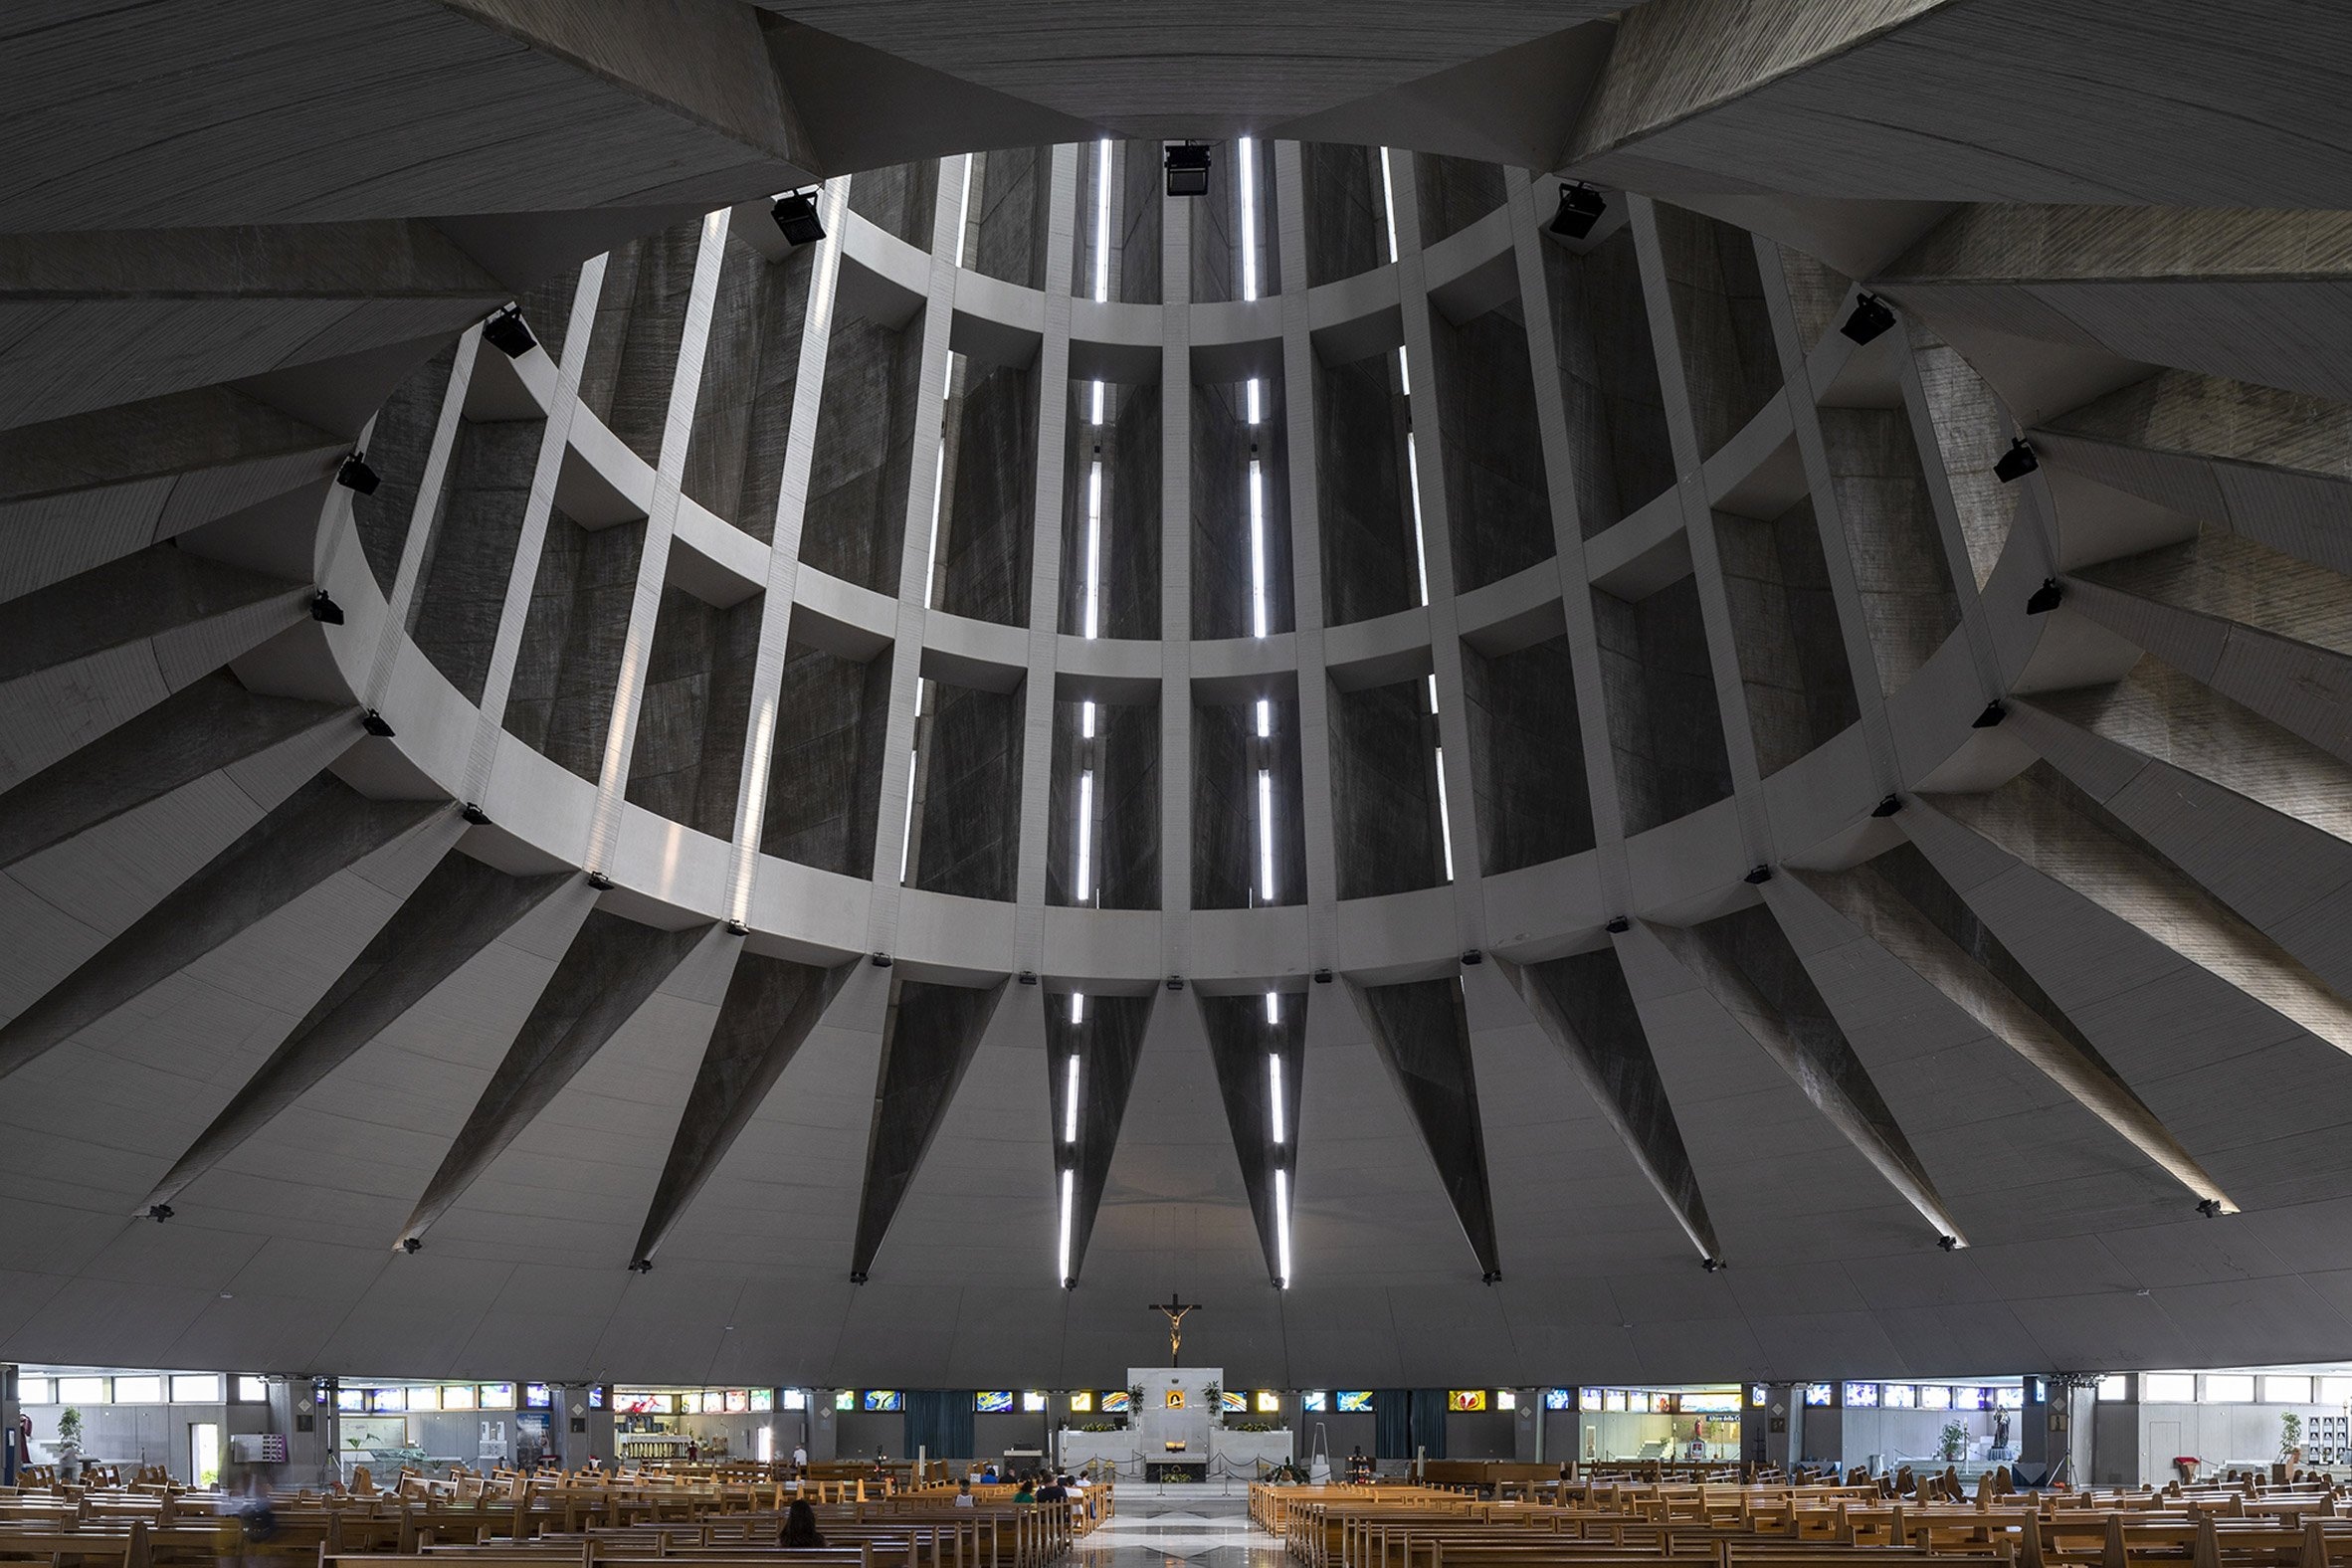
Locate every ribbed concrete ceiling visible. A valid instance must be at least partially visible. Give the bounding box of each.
[6,0,2352,1391]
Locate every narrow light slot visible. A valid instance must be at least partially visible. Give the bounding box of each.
[1071,990,1085,1025]
[1405,434,1430,606]
[954,154,975,268]
[1269,1051,1285,1145]
[1427,674,1440,714]
[1257,768,1276,902]
[1266,990,1280,1025]
[1075,768,1095,902]
[922,440,946,609]
[1058,1166,1075,1281]
[1064,1053,1080,1143]
[1256,698,1272,738]
[1397,344,1412,398]
[1274,1166,1292,1285]
[1435,746,1456,882]
[1081,699,1096,739]
[1083,462,1104,639]
[1249,458,1269,638]
[1247,376,1261,425]
[1239,135,1260,301]
[1378,147,1400,265]
[1091,379,1104,426]
[898,748,919,883]
[1092,138,1112,303]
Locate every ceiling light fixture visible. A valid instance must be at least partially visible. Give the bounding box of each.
[1994,437,2039,483]
[1549,182,1607,240]
[1164,142,1211,197]
[481,304,536,358]
[772,189,826,246]
[1841,293,1896,344]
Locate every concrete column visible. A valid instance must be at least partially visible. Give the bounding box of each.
[1382,151,1486,950]
[1272,140,1340,958]
[1161,160,1196,961]
[1499,167,1633,916]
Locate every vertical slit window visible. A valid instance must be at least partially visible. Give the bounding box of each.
[1091,137,1110,424]
[1269,1051,1285,1145]
[1406,434,1429,605]
[1083,462,1104,639]
[1274,1166,1292,1285]
[1075,768,1095,903]
[1249,457,1269,638]
[1071,990,1085,1025]
[1378,147,1401,265]
[1057,1166,1075,1281]
[1240,135,1260,302]
[1257,768,1276,901]
[1064,1052,1080,1143]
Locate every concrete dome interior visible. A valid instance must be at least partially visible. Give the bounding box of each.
[6,1,2352,1398]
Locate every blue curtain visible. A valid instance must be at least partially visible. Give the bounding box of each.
[1374,1390,1413,1459]
[1410,1389,1451,1461]
[904,1391,974,1464]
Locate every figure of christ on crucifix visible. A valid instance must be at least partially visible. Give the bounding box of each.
[1147,1293,1201,1365]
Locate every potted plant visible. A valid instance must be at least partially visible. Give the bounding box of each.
[54,1406,85,1481]
[1937,1422,1968,1464]
[2281,1412,2304,1466]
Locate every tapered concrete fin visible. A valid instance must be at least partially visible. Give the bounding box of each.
[1493,950,1720,1261]
[2035,369,2352,579]
[1933,766,2352,1060]
[0,543,316,792]
[399,910,713,1247]
[0,387,344,602]
[0,674,351,872]
[631,951,857,1267]
[2009,676,2352,999]
[1654,907,1968,1245]
[1047,990,1155,1282]
[849,976,1011,1278]
[1877,207,2352,403]
[1853,836,2236,1212]
[140,855,579,1214]
[0,542,310,686]
[2053,545,2352,773]
[1199,991,1305,1284]
[1346,976,1501,1278]
[0,220,510,429]
[0,776,449,1081]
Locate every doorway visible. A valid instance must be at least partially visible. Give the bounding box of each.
[189,1423,222,1486]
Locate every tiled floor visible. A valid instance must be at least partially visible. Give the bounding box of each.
[1079,1492,1283,1567]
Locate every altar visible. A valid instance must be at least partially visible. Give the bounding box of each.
[1056,1366,1292,1482]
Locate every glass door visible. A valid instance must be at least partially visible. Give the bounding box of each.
[189,1423,222,1486]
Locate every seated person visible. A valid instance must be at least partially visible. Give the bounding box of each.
[955,1480,976,1508]
[1013,1476,1036,1504]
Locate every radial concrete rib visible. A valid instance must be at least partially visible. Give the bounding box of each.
[0,675,351,872]
[2011,675,2352,998]
[1853,837,2237,1213]
[141,855,577,1214]
[631,952,857,1268]
[1649,911,1968,1246]
[2035,370,2352,579]
[1876,207,2352,402]
[2058,550,2352,772]
[1932,767,2352,1060]
[1493,951,1719,1262]
[849,976,1011,1279]
[1570,0,1948,163]
[398,910,713,1248]
[1049,991,1155,1282]
[1199,991,1303,1285]
[0,387,343,603]
[1345,977,1502,1279]
[0,221,510,429]
[0,777,449,1082]
[0,540,310,685]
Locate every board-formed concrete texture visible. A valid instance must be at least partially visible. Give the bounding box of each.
[8,1,2352,1388]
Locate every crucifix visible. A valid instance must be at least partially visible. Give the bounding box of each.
[1147,1292,1202,1365]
